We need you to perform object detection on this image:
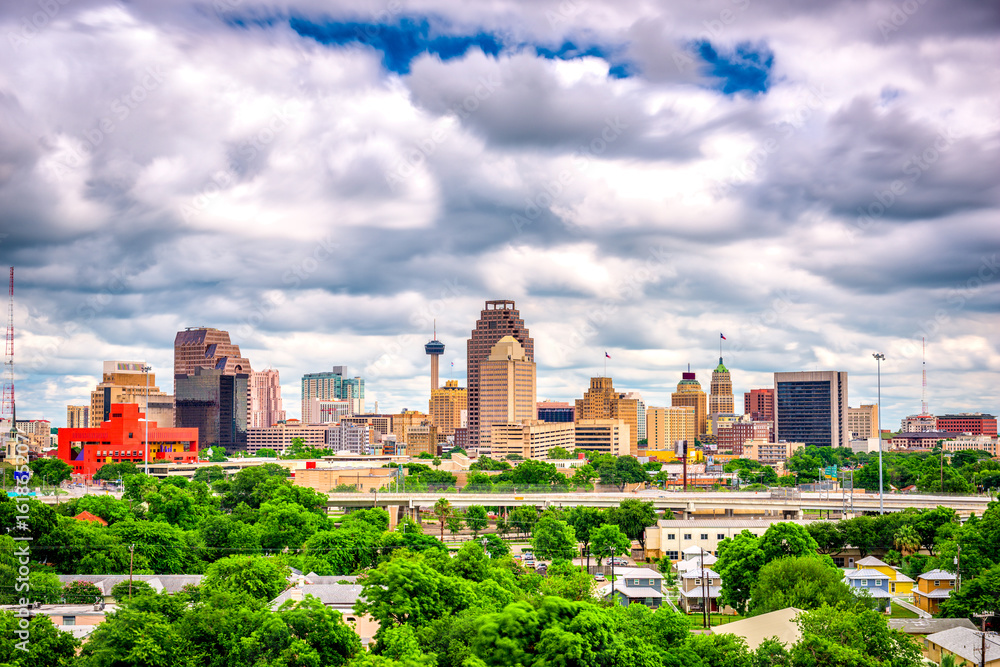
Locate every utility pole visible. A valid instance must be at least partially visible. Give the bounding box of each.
[701,546,709,629]
[128,544,135,599]
[973,613,989,667]
[873,353,885,515]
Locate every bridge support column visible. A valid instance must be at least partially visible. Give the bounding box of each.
[388,505,399,530]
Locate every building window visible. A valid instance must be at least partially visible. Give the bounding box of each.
[684,534,692,540]
[861,580,867,586]
[934,580,940,587]
[64,616,76,626]
[634,579,640,585]
[717,534,725,540]
[649,579,655,586]
[667,533,675,540]
[695,579,701,585]
[666,551,678,560]
[700,534,708,540]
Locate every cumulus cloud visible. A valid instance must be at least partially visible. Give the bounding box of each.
[0,0,998,428]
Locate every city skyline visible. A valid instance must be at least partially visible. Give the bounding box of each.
[1,1,996,431]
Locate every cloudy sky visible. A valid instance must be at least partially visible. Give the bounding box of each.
[1,0,998,430]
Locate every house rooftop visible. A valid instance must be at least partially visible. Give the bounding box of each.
[889,618,976,635]
[925,627,1000,664]
[919,569,957,581]
[713,607,803,650]
[856,556,889,567]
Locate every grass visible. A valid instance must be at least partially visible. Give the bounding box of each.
[890,602,919,619]
[688,613,744,627]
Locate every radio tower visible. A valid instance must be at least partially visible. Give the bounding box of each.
[2,268,15,452]
[921,337,928,415]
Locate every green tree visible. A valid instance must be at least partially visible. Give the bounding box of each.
[566,506,605,569]
[759,522,819,561]
[530,516,578,562]
[464,472,494,492]
[749,556,856,616]
[590,523,630,566]
[609,499,657,550]
[547,446,574,459]
[464,505,489,536]
[433,498,453,540]
[0,612,80,667]
[893,524,921,557]
[202,555,291,603]
[71,494,134,525]
[508,505,539,538]
[940,561,1000,619]
[792,603,923,667]
[63,580,103,604]
[256,448,279,458]
[257,499,325,550]
[192,465,226,484]
[93,461,140,482]
[110,579,157,600]
[598,455,648,491]
[469,457,511,472]
[29,458,72,486]
[481,534,510,560]
[447,512,464,537]
[716,530,766,615]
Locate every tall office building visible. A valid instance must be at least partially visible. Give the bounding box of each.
[175,366,249,451]
[624,392,647,441]
[671,369,708,437]
[480,336,537,445]
[709,358,735,416]
[847,404,879,439]
[646,406,696,455]
[173,327,252,377]
[248,368,285,429]
[467,300,534,448]
[575,377,640,455]
[744,388,775,422]
[66,405,90,429]
[774,371,849,448]
[301,366,365,422]
[429,380,467,437]
[90,361,175,428]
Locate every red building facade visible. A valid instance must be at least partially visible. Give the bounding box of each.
[744,388,775,423]
[57,403,199,479]
[935,414,997,436]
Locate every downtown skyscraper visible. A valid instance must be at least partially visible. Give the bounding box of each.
[466,300,534,449]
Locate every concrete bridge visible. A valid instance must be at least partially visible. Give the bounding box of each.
[325,490,995,527]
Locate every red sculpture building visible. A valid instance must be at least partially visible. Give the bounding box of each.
[58,403,198,479]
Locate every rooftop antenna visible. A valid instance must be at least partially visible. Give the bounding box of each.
[921,337,928,415]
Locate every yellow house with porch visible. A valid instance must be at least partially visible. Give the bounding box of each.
[855,556,914,596]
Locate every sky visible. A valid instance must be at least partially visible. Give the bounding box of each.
[1,0,998,431]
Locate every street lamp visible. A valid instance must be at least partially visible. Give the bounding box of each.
[142,364,151,476]
[872,353,885,515]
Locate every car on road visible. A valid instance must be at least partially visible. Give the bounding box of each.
[609,557,630,566]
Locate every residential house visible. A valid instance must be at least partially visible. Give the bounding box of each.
[674,547,717,575]
[0,602,118,640]
[601,567,663,609]
[923,626,1000,667]
[57,574,203,603]
[913,569,956,615]
[73,511,108,526]
[842,569,892,612]
[888,617,977,638]
[853,556,915,596]
[678,567,734,615]
[271,581,378,645]
[713,607,803,650]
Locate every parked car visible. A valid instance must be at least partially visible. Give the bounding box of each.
[593,572,606,581]
[609,557,630,566]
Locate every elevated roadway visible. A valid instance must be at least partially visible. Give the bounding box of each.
[325,490,994,522]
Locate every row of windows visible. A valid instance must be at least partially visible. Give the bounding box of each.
[859,579,884,586]
[666,533,740,540]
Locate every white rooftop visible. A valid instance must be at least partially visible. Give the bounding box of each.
[926,627,1000,664]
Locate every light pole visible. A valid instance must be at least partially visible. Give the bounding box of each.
[872,353,885,515]
[142,364,151,476]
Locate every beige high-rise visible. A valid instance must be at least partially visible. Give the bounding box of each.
[428,380,467,437]
[671,370,708,437]
[249,368,285,429]
[90,361,175,428]
[709,358,735,416]
[574,377,639,455]
[479,336,536,445]
[646,406,696,452]
[847,404,879,439]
